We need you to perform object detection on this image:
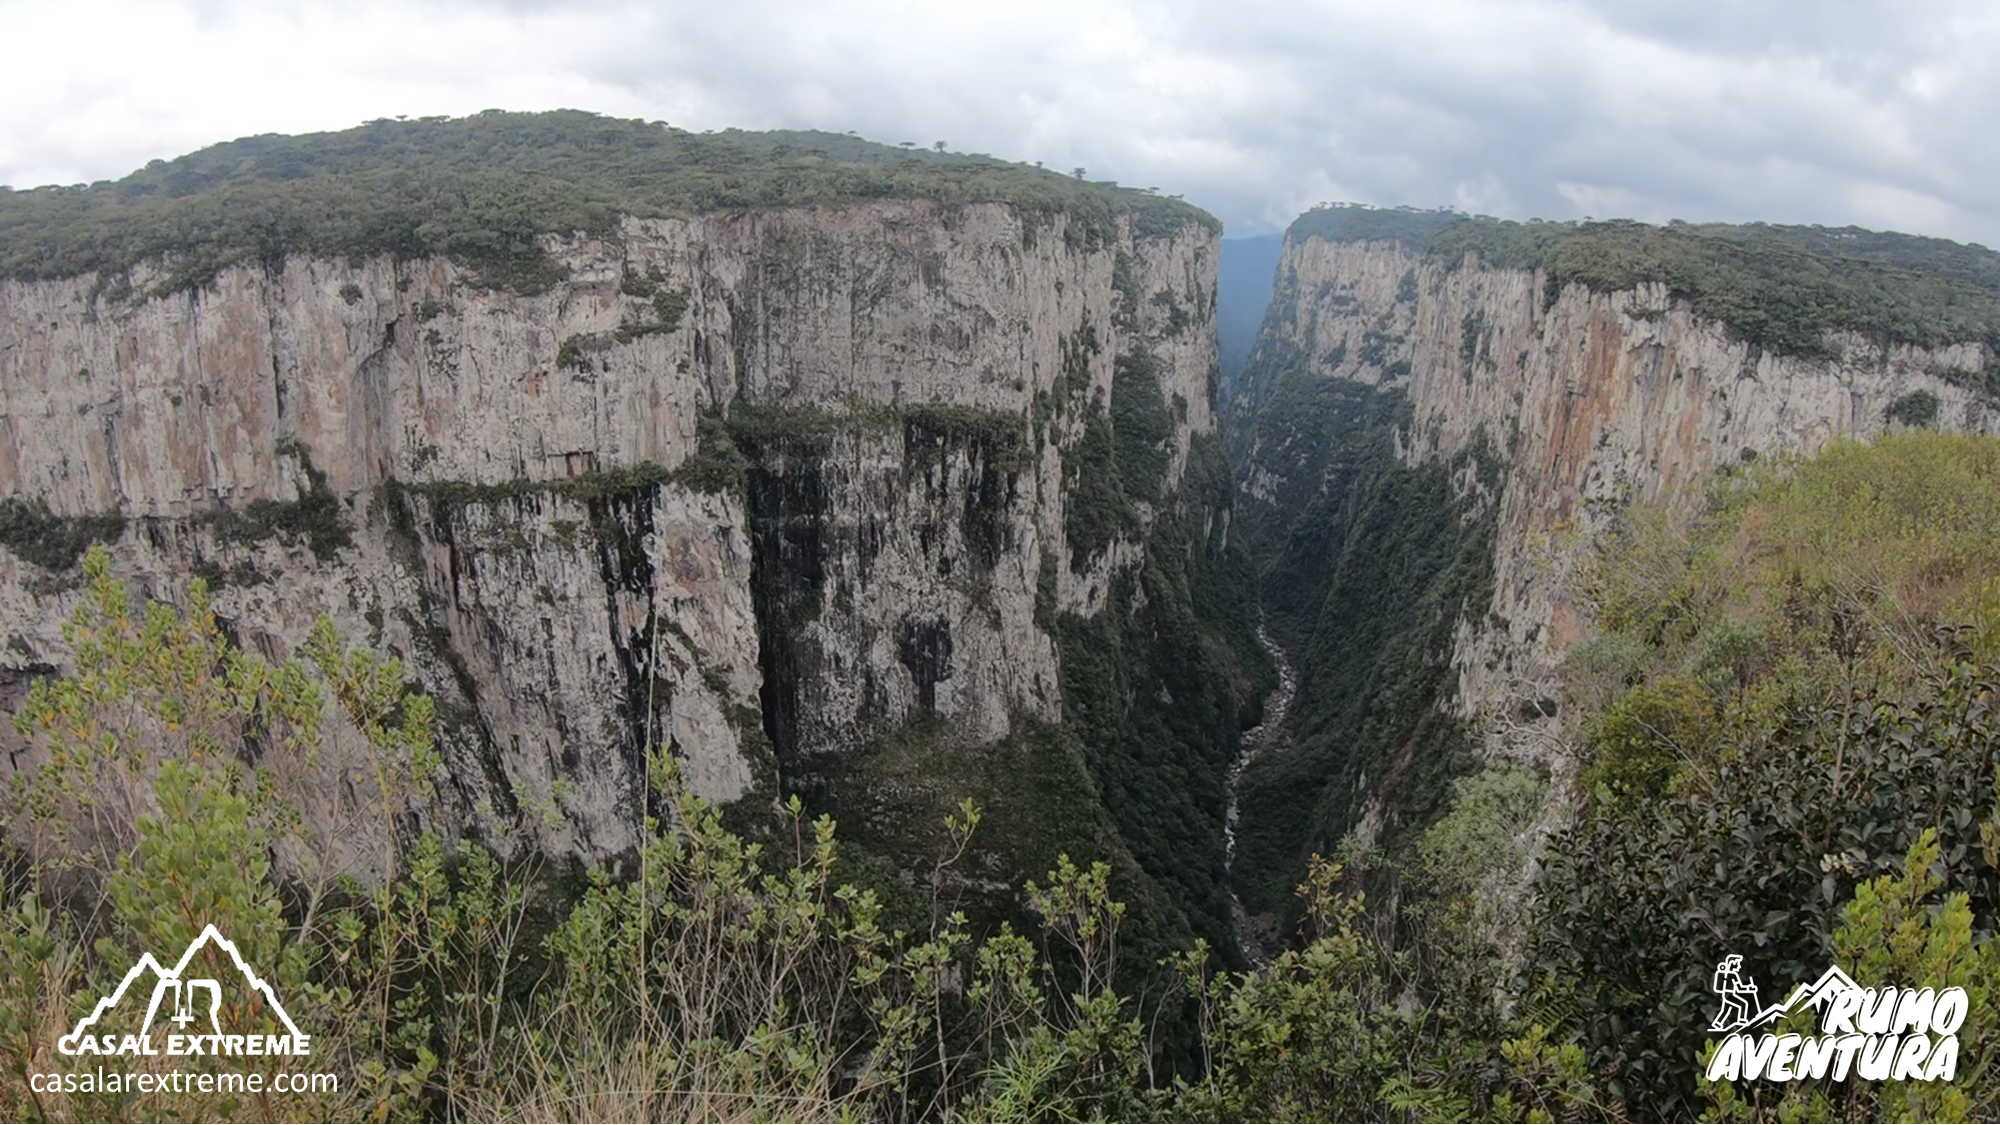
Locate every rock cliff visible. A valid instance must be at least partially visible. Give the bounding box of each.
[0,198,1228,875]
[1229,212,1998,911]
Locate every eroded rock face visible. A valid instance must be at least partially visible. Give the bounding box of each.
[1239,235,1994,773]
[0,200,1220,862]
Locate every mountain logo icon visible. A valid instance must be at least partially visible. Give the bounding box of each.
[1702,952,1968,1084]
[1710,955,1863,1034]
[57,924,309,1057]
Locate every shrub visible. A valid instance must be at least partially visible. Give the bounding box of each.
[210,448,352,561]
[555,334,586,370]
[1531,429,2000,1118]
[0,498,123,572]
[1575,675,1718,805]
[1885,388,1941,427]
[1536,658,2000,1119]
[1578,430,2000,717]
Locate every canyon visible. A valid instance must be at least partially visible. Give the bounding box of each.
[6,119,2000,975]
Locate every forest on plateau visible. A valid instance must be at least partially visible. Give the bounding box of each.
[0,110,1209,295]
[1293,202,2000,384]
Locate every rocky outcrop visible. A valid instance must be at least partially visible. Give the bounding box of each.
[1238,233,1995,774]
[0,200,1221,863]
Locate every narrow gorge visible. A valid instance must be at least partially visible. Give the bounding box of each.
[6,115,2000,989]
[9,78,2000,1123]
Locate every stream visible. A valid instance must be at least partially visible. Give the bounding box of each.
[1224,626,1295,967]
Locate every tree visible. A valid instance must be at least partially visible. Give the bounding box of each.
[5,548,437,889]
[0,546,441,1119]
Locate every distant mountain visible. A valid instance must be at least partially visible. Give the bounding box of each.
[1218,234,1284,391]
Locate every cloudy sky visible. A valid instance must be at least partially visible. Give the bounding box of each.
[3,0,1996,244]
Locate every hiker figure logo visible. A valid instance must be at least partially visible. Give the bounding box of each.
[1702,954,1965,1083]
[1710,954,1762,1033]
[57,924,309,1058]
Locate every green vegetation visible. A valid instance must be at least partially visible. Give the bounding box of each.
[189,556,268,591]
[1886,387,1942,426]
[1220,412,2000,1119]
[0,546,1573,1123]
[1109,350,1174,503]
[1574,430,2000,714]
[675,413,753,492]
[806,717,1156,945]
[1062,397,1126,568]
[612,287,691,343]
[0,498,123,573]
[1287,203,1470,249]
[554,334,589,371]
[1522,430,2000,1118]
[725,389,1257,971]
[1534,663,2000,1119]
[1290,204,2000,379]
[14,432,2000,1121]
[402,413,753,520]
[1061,343,1178,571]
[1230,374,1498,925]
[210,446,353,561]
[1049,433,1271,963]
[902,403,1032,473]
[652,286,688,329]
[0,111,1215,297]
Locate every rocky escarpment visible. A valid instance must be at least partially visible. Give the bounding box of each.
[1228,212,1997,917]
[0,198,1232,891]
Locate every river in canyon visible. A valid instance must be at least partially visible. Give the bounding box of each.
[1224,626,1295,967]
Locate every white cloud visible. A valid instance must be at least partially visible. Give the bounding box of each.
[2,0,1997,246]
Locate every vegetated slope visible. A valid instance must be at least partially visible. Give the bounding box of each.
[0,109,1212,294]
[1225,368,1498,928]
[1531,430,2000,1118]
[10,432,2000,1125]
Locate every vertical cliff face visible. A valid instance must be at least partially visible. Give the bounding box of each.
[1229,219,1997,914]
[0,200,1235,890]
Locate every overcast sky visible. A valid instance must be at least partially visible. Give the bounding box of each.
[3,0,1996,244]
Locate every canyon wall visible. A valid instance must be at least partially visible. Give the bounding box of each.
[0,200,1224,870]
[1229,229,1995,906]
